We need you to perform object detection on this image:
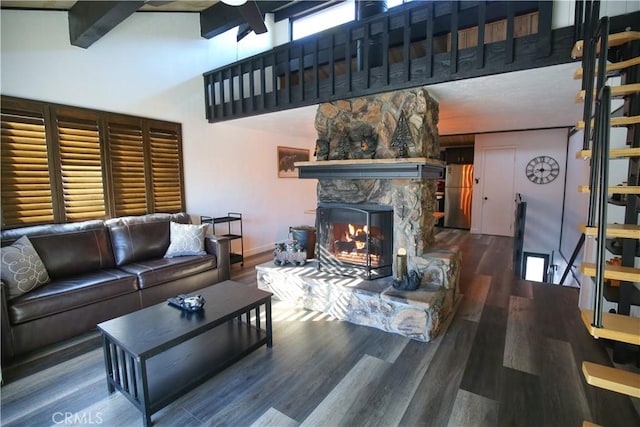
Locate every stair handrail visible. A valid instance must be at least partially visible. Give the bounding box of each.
[593,85,612,328]
[582,1,600,229]
[590,16,612,328]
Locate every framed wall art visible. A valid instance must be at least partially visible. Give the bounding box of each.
[277,146,310,178]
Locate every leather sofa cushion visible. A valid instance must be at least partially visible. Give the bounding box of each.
[108,222,170,266]
[106,213,191,267]
[0,221,116,280]
[9,269,138,325]
[118,254,217,289]
[28,228,116,280]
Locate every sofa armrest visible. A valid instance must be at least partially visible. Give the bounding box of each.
[205,235,231,281]
[0,282,14,364]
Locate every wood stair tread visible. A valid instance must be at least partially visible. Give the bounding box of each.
[578,185,640,194]
[576,116,640,129]
[572,31,640,58]
[580,263,640,284]
[576,83,640,102]
[574,56,640,78]
[582,361,640,398]
[579,222,640,239]
[576,147,640,159]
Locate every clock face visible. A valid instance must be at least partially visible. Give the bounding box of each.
[526,155,560,184]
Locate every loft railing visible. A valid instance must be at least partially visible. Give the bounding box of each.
[203,0,562,123]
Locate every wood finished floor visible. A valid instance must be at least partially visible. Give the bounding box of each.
[1,229,639,427]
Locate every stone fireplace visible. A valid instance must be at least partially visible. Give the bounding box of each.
[310,87,442,279]
[256,87,462,342]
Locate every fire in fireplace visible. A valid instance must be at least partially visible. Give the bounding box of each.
[316,203,393,280]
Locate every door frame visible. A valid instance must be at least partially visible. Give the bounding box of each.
[476,146,517,236]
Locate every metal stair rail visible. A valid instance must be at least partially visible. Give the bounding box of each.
[572,0,640,404]
[560,0,601,286]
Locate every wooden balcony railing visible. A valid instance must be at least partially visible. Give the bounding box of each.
[203,0,575,123]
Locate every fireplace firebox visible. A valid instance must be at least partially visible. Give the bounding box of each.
[316,203,393,280]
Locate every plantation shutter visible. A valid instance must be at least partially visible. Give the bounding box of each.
[149,122,184,213]
[108,118,147,216]
[0,106,54,227]
[54,109,106,222]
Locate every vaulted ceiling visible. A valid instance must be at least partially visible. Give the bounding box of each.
[0,0,334,48]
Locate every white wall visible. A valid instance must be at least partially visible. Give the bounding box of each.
[0,10,318,256]
[473,129,570,267]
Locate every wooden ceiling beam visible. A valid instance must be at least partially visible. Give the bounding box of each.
[200,3,246,40]
[69,1,145,48]
[199,1,297,40]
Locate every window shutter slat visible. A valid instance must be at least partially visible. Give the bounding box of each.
[150,125,183,212]
[56,113,106,222]
[1,110,54,226]
[108,121,147,216]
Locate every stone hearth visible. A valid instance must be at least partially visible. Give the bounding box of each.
[257,87,462,341]
[256,244,460,342]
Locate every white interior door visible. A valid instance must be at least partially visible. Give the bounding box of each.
[480,147,516,236]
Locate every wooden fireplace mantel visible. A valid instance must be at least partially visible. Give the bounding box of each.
[294,157,445,180]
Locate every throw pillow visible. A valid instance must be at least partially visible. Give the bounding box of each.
[1,235,51,300]
[164,222,208,258]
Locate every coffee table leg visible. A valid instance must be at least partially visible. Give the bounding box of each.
[266,298,273,348]
[137,358,152,427]
[101,337,115,394]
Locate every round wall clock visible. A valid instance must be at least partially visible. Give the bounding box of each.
[525,155,560,184]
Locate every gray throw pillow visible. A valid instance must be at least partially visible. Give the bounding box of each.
[164,222,208,258]
[1,235,51,300]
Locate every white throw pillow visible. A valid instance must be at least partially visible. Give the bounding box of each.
[164,222,208,258]
[1,235,51,300]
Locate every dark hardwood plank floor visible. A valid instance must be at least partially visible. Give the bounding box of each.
[1,229,639,426]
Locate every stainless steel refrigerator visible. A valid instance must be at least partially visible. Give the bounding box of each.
[444,164,473,229]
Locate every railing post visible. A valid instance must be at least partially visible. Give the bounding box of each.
[382,16,389,87]
[536,0,553,57]
[271,51,278,107]
[313,38,319,100]
[476,1,486,69]
[505,1,515,64]
[449,1,458,74]
[346,29,353,93]
[204,74,212,122]
[249,60,255,113]
[329,34,335,96]
[403,10,411,82]
[425,2,433,78]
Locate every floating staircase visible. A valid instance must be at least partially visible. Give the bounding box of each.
[572,2,640,410]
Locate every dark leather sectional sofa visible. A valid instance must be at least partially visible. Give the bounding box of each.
[0,212,230,363]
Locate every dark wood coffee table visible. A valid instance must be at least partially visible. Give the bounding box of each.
[97,280,272,426]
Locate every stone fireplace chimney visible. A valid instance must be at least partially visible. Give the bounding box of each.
[312,87,441,270]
